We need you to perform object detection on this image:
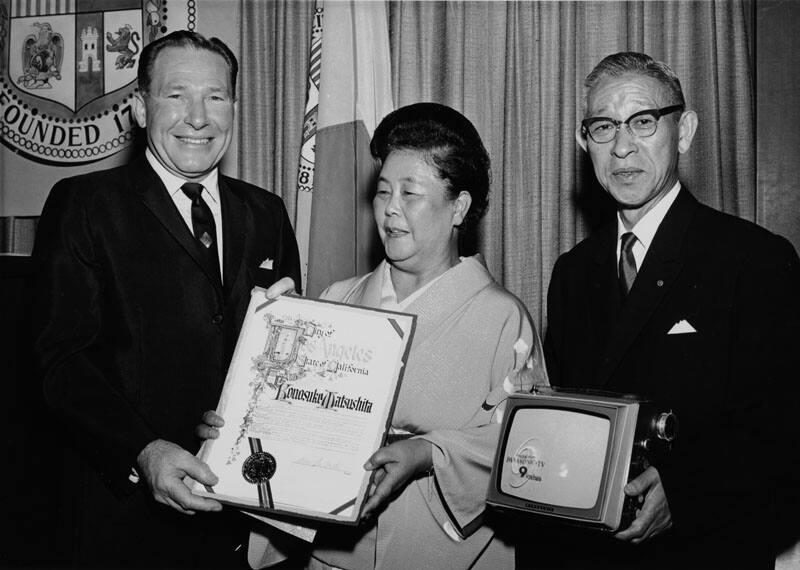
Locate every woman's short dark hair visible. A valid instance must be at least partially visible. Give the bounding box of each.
[137,30,238,99]
[370,102,491,229]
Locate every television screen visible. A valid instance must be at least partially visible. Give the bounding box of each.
[499,408,610,509]
[487,389,677,531]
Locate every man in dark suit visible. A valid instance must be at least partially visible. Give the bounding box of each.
[31,31,300,567]
[539,52,800,568]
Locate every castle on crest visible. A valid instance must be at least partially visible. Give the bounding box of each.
[78,27,101,73]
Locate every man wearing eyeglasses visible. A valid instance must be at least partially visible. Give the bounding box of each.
[538,52,800,568]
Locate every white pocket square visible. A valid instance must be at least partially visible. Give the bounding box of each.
[259,258,274,270]
[667,319,696,335]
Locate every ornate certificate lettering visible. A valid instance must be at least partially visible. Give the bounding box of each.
[194,289,416,524]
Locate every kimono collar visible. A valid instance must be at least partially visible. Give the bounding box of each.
[397,254,495,342]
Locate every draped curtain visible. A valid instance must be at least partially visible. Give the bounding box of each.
[237,0,317,226]
[237,0,754,332]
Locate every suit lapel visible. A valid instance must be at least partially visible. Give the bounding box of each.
[219,176,248,299]
[132,157,223,293]
[595,189,697,386]
[589,225,622,357]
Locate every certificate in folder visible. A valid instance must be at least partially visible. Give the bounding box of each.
[193,289,416,524]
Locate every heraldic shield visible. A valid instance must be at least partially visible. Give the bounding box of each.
[0,0,197,165]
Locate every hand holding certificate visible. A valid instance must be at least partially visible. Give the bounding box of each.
[193,288,415,524]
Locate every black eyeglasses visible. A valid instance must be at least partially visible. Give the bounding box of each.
[581,104,684,144]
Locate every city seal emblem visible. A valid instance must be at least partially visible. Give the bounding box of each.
[0,0,197,165]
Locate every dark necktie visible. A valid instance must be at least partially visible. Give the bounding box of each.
[619,232,638,297]
[180,182,221,281]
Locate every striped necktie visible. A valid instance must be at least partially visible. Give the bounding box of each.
[619,232,638,297]
[181,182,221,281]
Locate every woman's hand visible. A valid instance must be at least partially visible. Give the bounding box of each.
[361,438,433,519]
[195,410,224,441]
[265,277,296,299]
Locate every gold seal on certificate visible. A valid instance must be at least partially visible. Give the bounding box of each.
[193,288,416,524]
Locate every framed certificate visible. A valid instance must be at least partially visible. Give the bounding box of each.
[193,288,416,524]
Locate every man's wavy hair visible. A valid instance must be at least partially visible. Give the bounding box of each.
[583,51,686,113]
[137,30,238,99]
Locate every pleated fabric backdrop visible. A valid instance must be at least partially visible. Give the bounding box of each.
[236,0,755,334]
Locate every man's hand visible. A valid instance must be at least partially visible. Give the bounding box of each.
[136,439,223,515]
[265,277,296,299]
[614,466,672,544]
[195,410,224,441]
[361,439,433,520]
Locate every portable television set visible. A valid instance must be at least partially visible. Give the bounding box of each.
[486,387,677,532]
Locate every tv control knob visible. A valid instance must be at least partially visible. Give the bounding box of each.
[654,411,678,442]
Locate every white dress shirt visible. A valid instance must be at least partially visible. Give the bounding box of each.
[616,181,681,272]
[145,149,224,278]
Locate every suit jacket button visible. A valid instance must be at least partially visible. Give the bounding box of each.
[212,314,224,325]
